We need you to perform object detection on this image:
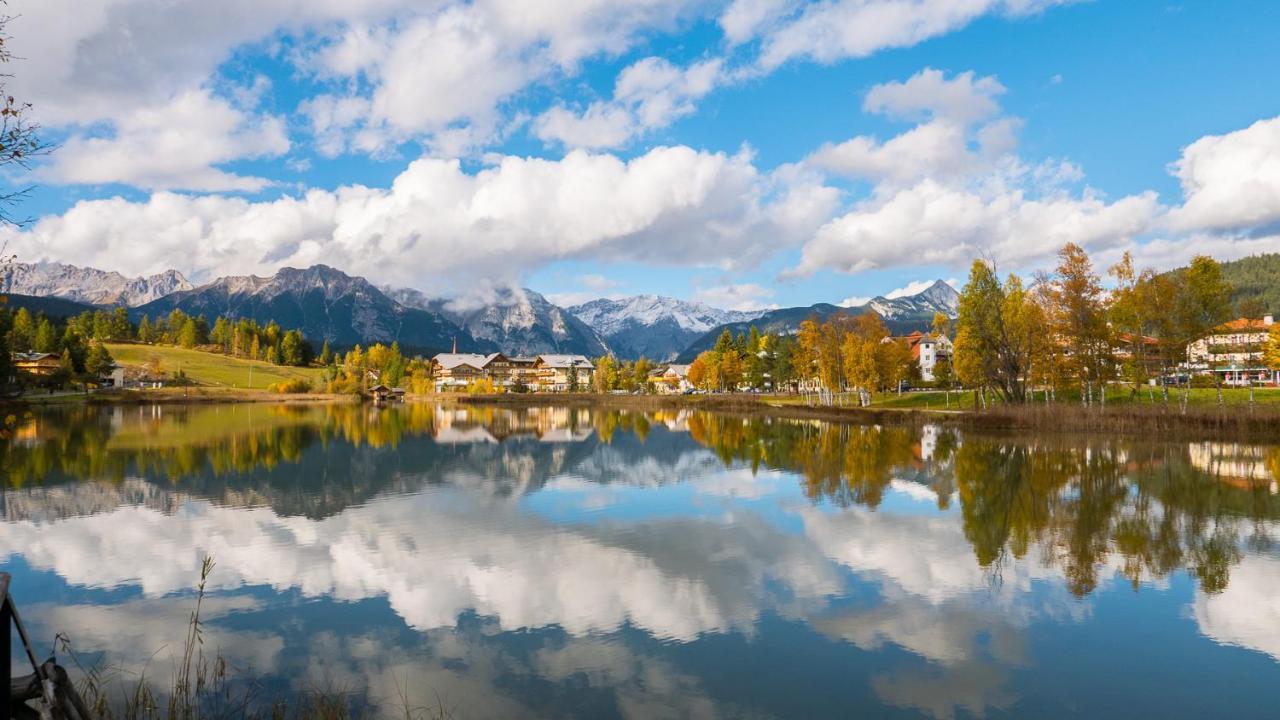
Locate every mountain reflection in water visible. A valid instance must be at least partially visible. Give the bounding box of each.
[2,402,1279,718]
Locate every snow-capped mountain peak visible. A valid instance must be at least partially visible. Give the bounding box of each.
[570,295,764,335]
[1,261,192,307]
[863,279,959,319]
[568,295,766,361]
[388,285,608,357]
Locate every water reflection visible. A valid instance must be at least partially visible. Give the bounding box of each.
[3,403,1280,718]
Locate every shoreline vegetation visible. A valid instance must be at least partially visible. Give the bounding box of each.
[8,383,1280,439]
[451,390,1280,440]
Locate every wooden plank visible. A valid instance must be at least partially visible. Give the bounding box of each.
[2,572,10,713]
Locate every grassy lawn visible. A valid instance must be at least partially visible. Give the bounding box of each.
[105,343,327,390]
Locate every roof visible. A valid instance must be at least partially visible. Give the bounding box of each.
[1116,332,1159,346]
[13,352,59,363]
[432,352,504,370]
[537,354,593,368]
[664,364,692,377]
[369,384,391,392]
[1211,317,1274,333]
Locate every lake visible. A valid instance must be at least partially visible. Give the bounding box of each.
[3,402,1280,718]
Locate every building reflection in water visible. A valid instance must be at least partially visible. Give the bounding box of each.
[2,402,1279,718]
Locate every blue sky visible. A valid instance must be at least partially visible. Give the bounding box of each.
[4,0,1280,310]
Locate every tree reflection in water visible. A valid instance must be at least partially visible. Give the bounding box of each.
[3,402,1278,598]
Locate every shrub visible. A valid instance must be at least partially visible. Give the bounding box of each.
[267,378,312,394]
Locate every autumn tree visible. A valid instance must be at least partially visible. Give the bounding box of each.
[1264,325,1280,380]
[720,349,744,391]
[954,260,1042,404]
[841,334,878,404]
[1173,255,1233,407]
[795,318,821,387]
[593,356,619,392]
[878,338,914,394]
[688,354,709,390]
[931,312,953,340]
[1048,243,1112,405]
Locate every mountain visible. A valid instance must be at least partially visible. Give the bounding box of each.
[389,286,608,357]
[3,293,100,319]
[1,261,191,307]
[675,280,959,362]
[569,295,766,361]
[134,265,486,353]
[863,279,960,321]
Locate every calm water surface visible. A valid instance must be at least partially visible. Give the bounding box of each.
[3,402,1280,718]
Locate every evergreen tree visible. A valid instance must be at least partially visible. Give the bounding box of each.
[33,318,57,353]
[210,317,232,352]
[61,328,88,372]
[137,315,154,343]
[714,329,735,354]
[280,330,308,367]
[194,315,211,345]
[84,342,115,378]
[110,307,132,339]
[9,307,33,352]
[178,318,199,348]
[92,310,111,340]
[319,340,332,366]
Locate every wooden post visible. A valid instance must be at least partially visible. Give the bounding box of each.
[1,573,9,713]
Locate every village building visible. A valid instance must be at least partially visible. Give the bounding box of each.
[431,352,507,390]
[12,352,61,377]
[369,384,406,402]
[1187,315,1276,386]
[652,364,693,394]
[506,356,540,388]
[533,354,594,391]
[892,332,953,382]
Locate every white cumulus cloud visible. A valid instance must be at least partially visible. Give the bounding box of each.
[4,145,831,294]
[1166,115,1280,233]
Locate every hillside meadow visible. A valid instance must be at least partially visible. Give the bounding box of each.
[105,343,327,390]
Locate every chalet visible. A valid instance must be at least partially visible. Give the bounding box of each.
[12,352,61,377]
[652,364,693,394]
[1188,315,1276,386]
[534,354,594,391]
[431,352,507,389]
[507,356,539,388]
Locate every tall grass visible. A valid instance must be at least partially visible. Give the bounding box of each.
[54,557,452,720]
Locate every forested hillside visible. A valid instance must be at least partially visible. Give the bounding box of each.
[1219,253,1280,314]
[1160,253,1280,315]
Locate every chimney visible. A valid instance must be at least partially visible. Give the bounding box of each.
[452,337,457,353]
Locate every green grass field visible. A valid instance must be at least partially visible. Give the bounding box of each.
[105,343,327,390]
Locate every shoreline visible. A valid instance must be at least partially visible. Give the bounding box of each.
[7,388,1280,440]
[448,391,1280,440]
[5,387,358,406]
